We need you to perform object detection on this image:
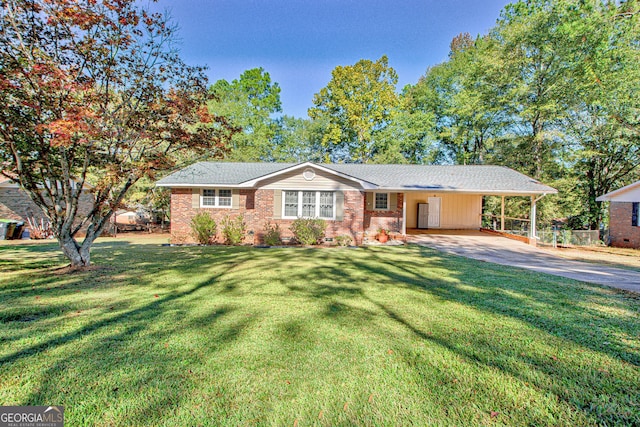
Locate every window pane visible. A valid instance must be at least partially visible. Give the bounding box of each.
[302,191,316,217]
[319,191,334,218]
[202,189,216,206]
[219,189,232,206]
[375,193,388,210]
[284,191,298,217]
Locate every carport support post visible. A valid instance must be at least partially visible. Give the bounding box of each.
[530,196,536,245]
[500,196,505,232]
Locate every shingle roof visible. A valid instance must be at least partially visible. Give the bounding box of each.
[325,164,556,194]
[156,162,296,186]
[156,162,556,195]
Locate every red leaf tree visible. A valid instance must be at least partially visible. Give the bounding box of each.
[0,0,234,266]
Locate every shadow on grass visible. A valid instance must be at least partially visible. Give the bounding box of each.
[1,243,638,425]
[277,246,639,425]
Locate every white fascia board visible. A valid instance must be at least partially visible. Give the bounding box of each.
[239,161,379,190]
[380,188,558,195]
[155,183,248,188]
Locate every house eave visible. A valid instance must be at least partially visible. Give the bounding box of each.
[379,187,558,196]
[155,182,252,188]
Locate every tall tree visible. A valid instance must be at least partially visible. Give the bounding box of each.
[372,85,437,164]
[561,0,640,228]
[208,67,282,161]
[489,0,572,179]
[0,0,233,267]
[309,55,399,163]
[413,35,506,165]
[270,115,327,163]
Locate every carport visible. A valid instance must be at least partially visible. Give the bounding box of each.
[398,183,556,245]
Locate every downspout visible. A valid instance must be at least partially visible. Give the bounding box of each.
[500,196,505,232]
[530,193,547,245]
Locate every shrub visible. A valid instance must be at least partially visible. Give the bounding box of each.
[263,222,282,246]
[221,215,246,245]
[335,234,353,247]
[190,212,217,244]
[290,218,327,245]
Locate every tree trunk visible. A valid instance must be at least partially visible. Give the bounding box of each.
[58,234,94,268]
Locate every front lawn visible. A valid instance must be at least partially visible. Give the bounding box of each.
[1,239,638,426]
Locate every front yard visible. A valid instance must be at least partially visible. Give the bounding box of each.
[1,238,638,426]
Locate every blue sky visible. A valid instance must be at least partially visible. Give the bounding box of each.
[157,0,512,118]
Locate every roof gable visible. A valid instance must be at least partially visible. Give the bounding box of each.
[596,180,640,202]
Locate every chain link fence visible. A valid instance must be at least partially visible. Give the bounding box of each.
[482,214,606,246]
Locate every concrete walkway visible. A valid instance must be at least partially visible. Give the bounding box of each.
[408,231,640,293]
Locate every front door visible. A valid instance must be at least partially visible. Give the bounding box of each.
[427,197,441,228]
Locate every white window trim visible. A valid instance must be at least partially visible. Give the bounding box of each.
[282,190,336,220]
[200,188,233,209]
[373,192,390,211]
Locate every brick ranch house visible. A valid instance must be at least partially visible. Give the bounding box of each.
[156,162,557,245]
[597,180,640,248]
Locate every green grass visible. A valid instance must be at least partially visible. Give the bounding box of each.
[1,238,639,426]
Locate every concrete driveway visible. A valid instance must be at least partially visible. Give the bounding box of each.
[408,231,640,293]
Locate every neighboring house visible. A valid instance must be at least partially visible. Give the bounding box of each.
[597,181,640,248]
[156,162,557,245]
[0,176,48,223]
[0,175,94,229]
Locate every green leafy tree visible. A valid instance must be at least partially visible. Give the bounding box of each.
[309,55,399,163]
[270,115,328,162]
[208,67,282,161]
[560,0,640,228]
[489,0,573,179]
[410,34,506,165]
[0,0,232,266]
[372,87,437,164]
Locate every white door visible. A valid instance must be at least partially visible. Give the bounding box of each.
[427,197,441,228]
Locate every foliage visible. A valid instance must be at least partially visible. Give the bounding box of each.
[335,234,353,247]
[309,55,399,163]
[409,0,639,229]
[208,68,281,161]
[262,222,282,246]
[0,0,234,266]
[269,115,329,162]
[289,218,327,245]
[1,241,639,425]
[190,212,218,245]
[221,215,246,245]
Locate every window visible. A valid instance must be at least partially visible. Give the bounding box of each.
[282,191,335,219]
[302,191,316,217]
[375,192,389,210]
[201,189,233,208]
[633,202,639,227]
[218,189,232,207]
[284,191,298,217]
[319,192,334,218]
[202,189,216,207]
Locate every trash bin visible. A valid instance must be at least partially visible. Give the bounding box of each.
[12,221,24,239]
[0,220,9,240]
[5,221,16,240]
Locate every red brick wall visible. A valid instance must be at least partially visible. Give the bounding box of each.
[609,202,640,248]
[170,188,256,244]
[170,188,366,245]
[364,193,404,237]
